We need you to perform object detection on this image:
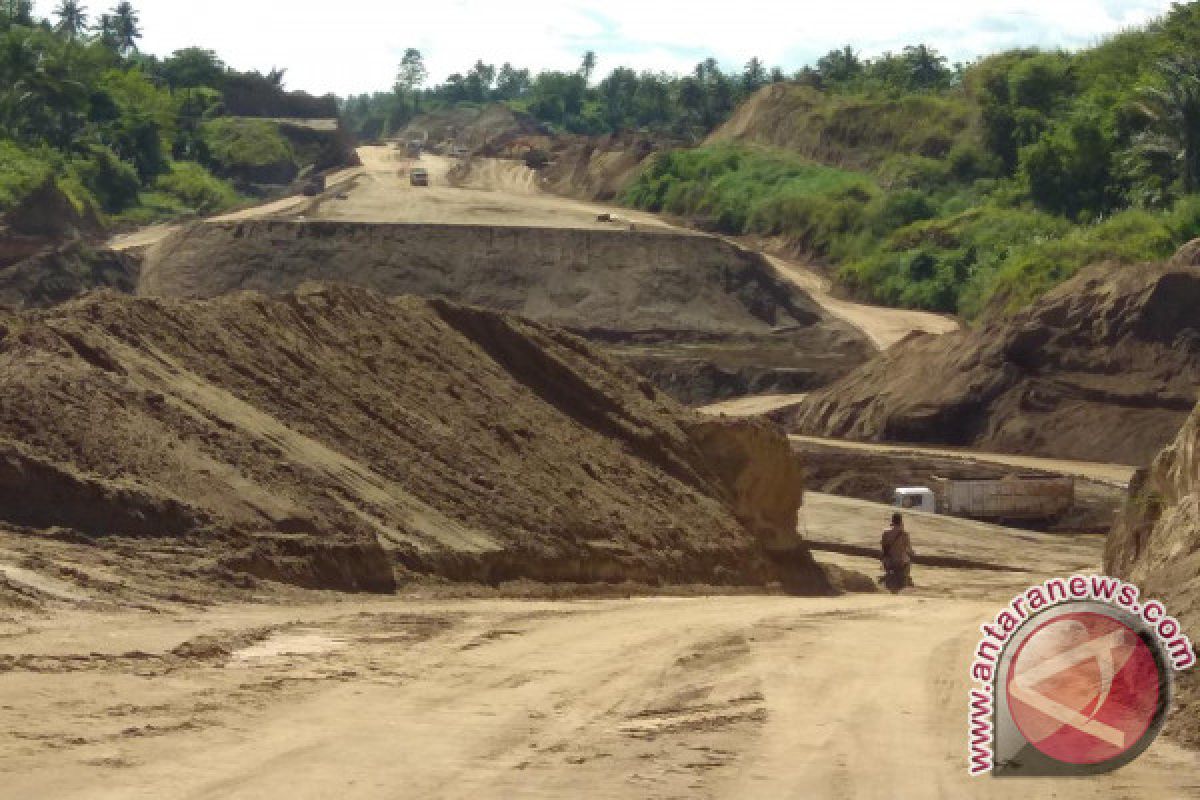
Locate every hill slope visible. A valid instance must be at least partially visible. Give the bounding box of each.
[788,248,1200,464]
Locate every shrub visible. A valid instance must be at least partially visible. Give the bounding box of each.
[200,118,293,170]
[69,146,141,214]
[0,141,56,211]
[153,161,242,213]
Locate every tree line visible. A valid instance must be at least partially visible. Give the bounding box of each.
[0,2,336,218]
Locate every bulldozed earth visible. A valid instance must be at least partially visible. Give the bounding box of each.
[3,137,1200,797]
[789,255,1200,465]
[0,285,832,593]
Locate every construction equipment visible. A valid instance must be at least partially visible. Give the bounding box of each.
[894,475,1074,523]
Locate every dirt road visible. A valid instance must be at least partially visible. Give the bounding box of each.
[764,254,958,350]
[791,435,1138,487]
[108,145,956,352]
[3,494,1197,799]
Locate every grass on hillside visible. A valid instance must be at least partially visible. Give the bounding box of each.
[624,143,1200,316]
[201,118,294,170]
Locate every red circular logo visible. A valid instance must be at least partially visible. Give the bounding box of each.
[1006,611,1163,765]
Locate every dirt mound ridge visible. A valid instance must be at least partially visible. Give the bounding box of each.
[789,259,1200,464]
[0,285,830,592]
[1106,401,1200,745]
[139,220,873,403]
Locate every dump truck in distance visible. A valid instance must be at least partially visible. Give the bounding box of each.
[893,475,1074,523]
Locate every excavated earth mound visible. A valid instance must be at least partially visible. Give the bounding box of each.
[0,285,830,594]
[138,220,873,403]
[789,258,1200,465]
[1106,401,1200,745]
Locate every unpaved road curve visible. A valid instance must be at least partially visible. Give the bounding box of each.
[764,253,959,350]
[792,435,1138,487]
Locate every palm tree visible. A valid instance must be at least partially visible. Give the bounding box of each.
[580,50,596,84]
[112,1,140,54]
[2,1,34,26]
[53,0,88,40]
[1137,55,1200,193]
[93,12,118,50]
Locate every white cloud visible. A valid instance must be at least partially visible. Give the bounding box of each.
[33,0,1177,95]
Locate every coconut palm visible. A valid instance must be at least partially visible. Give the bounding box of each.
[1137,54,1200,193]
[53,0,88,40]
[112,1,140,54]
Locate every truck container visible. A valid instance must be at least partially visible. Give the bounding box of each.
[934,475,1074,522]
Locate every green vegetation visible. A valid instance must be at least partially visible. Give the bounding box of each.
[343,52,789,141]
[0,4,336,226]
[624,145,878,257]
[624,3,1200,317]
[200,118,293,171]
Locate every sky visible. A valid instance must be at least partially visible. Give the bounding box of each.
[33,0,1179,96]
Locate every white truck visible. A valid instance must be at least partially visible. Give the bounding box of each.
[893,475,1074,523]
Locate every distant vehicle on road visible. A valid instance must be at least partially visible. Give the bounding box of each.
[301,174,326,196]
[449,146,469,158]
[894,476,1075,523]
[410,167,430,187]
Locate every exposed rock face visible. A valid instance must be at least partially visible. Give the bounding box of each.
[0,285,830,593]
[1106,401,1200,745]
[790,259,1200,464]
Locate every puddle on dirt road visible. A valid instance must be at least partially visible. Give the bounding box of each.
[228,630,346,666]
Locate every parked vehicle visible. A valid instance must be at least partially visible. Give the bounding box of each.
[410,167,430,187]
[893,475,1075,522]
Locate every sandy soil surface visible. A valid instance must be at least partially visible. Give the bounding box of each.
[4,493,1198,799]
[764,254,959,350]
[698,393,809,417]
[112,145,956,355]
[315,148,675,232]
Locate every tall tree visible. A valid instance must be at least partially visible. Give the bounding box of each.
[743,57,767,94]
[93,13,118,50]
[495,62,531,100]
[112,2,141,55]
[1136,54,1200,193]
[54,0,88,40]
[2,0,34,26]
[580,50,596,83]
[902,44,950,90]
[396,48,427,110]
[817,45,862,85]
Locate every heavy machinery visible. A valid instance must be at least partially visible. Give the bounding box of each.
[893,475,1075,523]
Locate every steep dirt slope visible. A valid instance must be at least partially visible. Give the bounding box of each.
[0,285,829,593]
[789,255,1200,464]
[1107,400,1200,745]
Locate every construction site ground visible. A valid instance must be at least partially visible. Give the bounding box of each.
[4,146,1188,797]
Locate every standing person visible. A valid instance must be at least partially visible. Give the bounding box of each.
[881,513,915,590]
